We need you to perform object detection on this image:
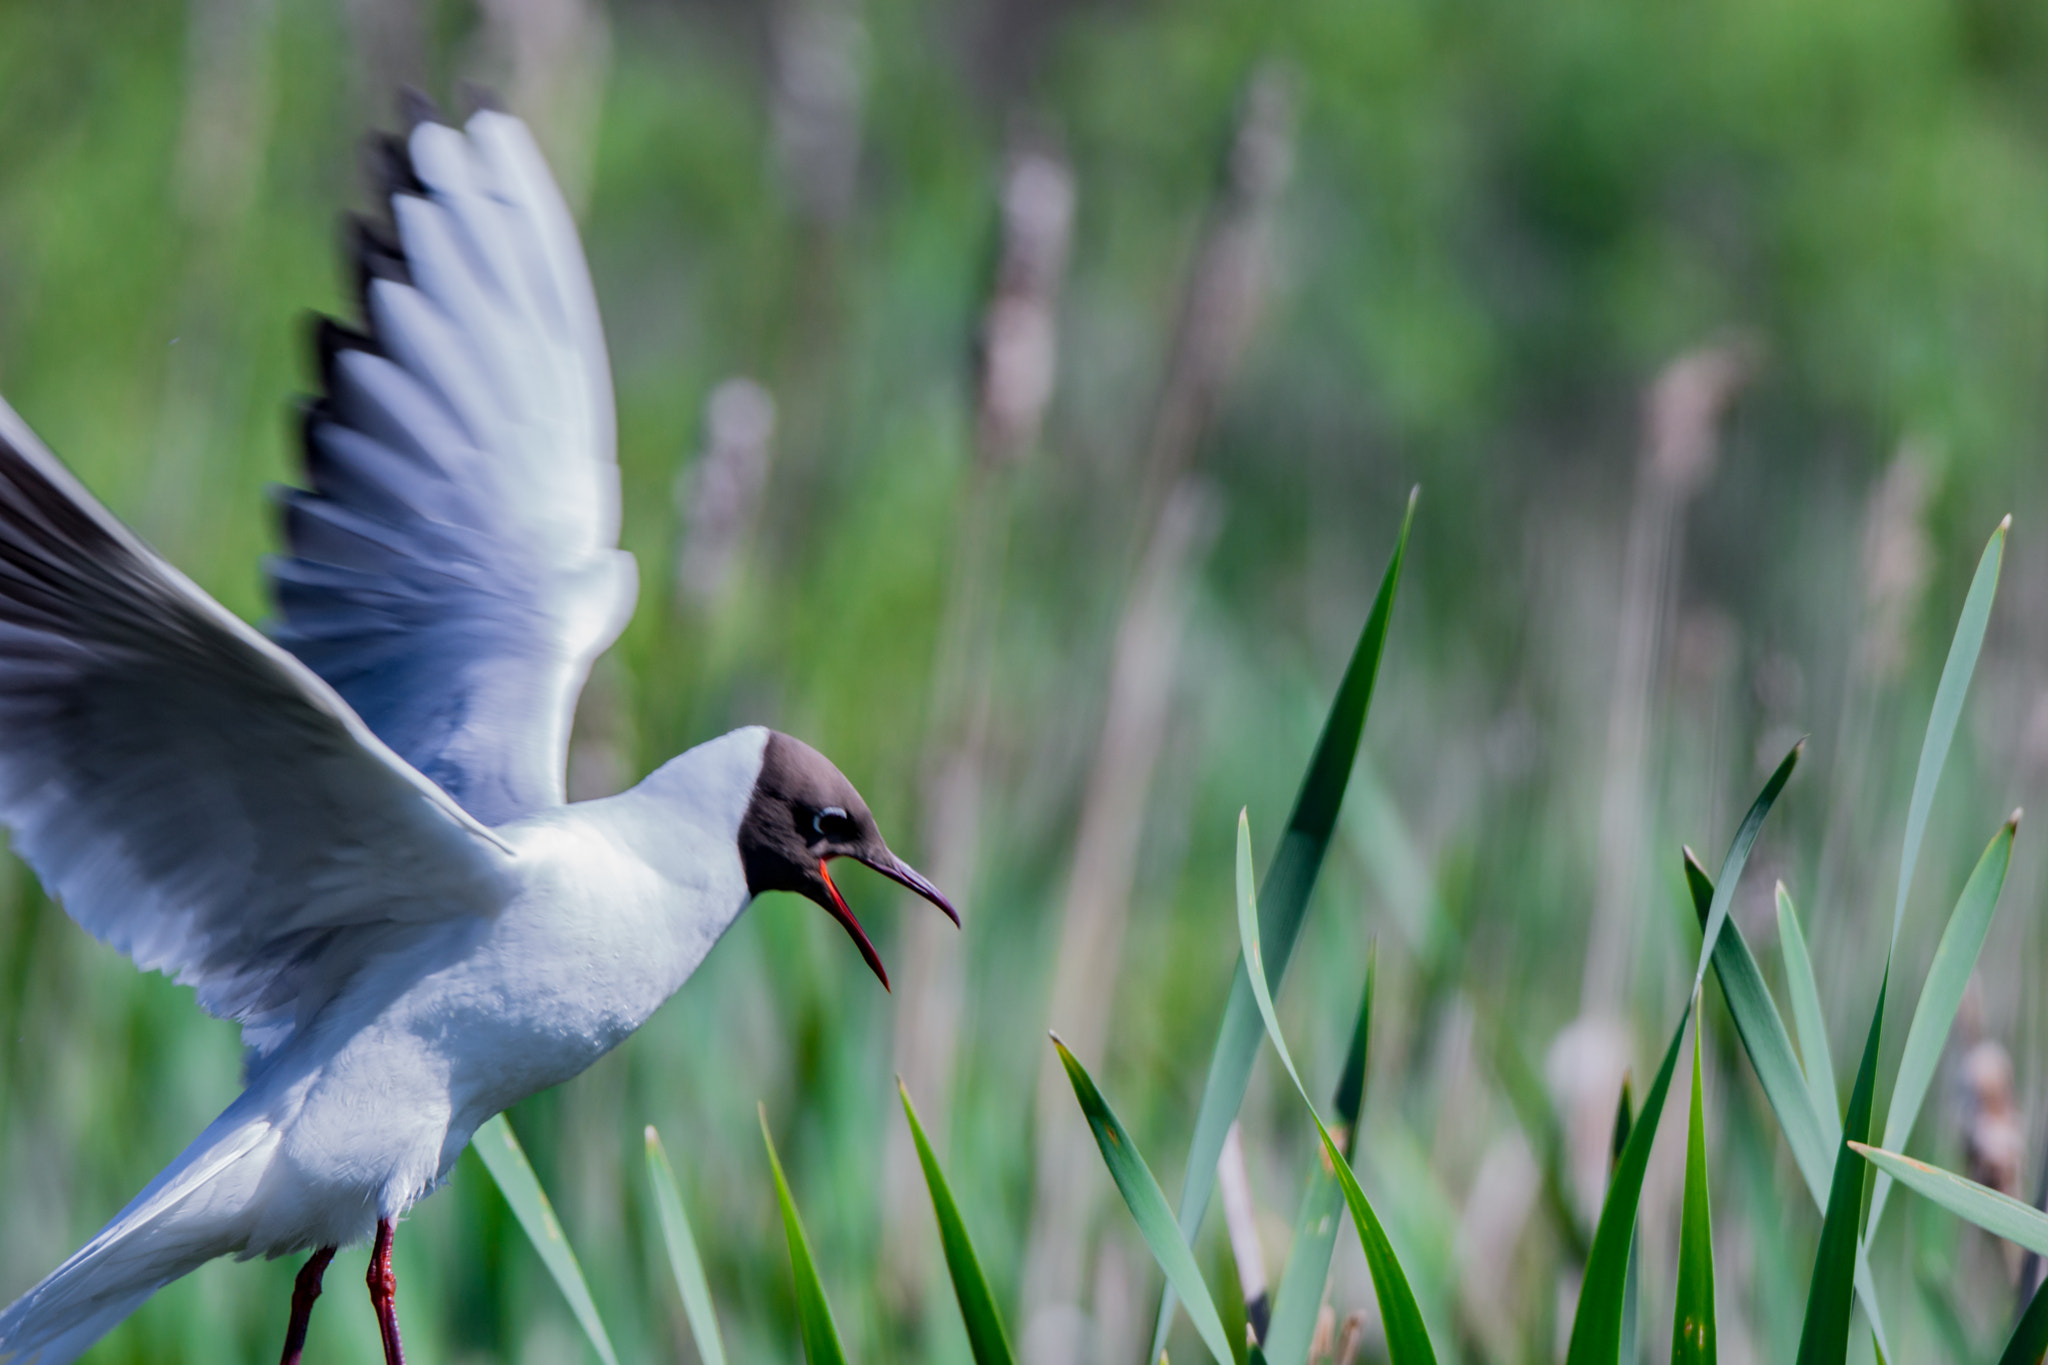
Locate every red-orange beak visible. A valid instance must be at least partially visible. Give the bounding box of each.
[817,851,959,992]
[818,859,889,990]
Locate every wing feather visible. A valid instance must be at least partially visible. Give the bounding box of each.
[271,109,634,824]
[0,397,515,1059]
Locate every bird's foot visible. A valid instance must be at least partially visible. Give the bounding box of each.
[279,1246,336,1365]
[367,1219,407,1365]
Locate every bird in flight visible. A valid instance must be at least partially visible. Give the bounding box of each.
[0,104,955,1365]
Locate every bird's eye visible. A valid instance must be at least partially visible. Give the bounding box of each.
[812,806,855,842]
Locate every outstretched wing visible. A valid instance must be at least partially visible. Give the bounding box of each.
[269,108,637,827]
[0,398,515,1057]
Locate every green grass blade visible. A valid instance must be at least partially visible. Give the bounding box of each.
[1997,1271,2048,1365]
[1795,972,1887,1365]
[1565,1011,1687,1365]
[1891,517,2005,951]
[1685,852,1838,1198]
[1051,1036,1234,1365]
[469,1113,622,1365]
[1691,740,1803,995]
[1775,883,1838,1131]
[760,1106,852,1365]
[1331,943,1377,1126]
[1154,490,1416,1362]
[1236,811,1437,1364]
[1688,858,1893,1354]
[1868,814,2019,1239]
[645,1125,728,1365]
[898,1080,1016,1365]
[1672,1009,1716,1365]
[1263,944,1376,1365]
[1614,1080,1641,1362]
[1851,1143,2048,1258]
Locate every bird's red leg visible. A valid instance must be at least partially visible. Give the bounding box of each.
[278,1246,336,1365]
[366,1219,407,1365]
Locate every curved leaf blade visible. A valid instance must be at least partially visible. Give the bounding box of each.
[1264,944,1376,1365]
[1998,1272,2048,1365]
[1692,740,1802,995]
[760,1106,851,1365]
[645,1126,728,1365]
[1851,1143,2048,1258]
[470,1113,622,1365]
[1237,812,1437,1364]
[1565,1012,1687,1365]
[1775,883,1837,1130]
[1155,490,1416,1360]
[1052,1037,1233,1364]
[1891,517,2005,950]
[1672,1010,1715,1365]
[1869,814,2018,1238]
[898,1080,1016,1365]
[1795,973,1887,1365]
[1685,852,1839,1197]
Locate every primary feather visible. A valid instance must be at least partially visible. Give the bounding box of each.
[0,397,513,1063]
[271,109,637,826]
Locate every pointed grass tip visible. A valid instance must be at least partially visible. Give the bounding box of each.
[1845,1139,1932,1175]
[2010,808,2024,831]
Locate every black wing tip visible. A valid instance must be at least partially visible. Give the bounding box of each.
[398,86,444,133]
[366,132,426,201]
[350,213,412,299]
[311,316,382,391]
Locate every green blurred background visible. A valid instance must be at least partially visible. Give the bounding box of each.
[3,0,2048,1361]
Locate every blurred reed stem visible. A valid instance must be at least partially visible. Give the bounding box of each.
[1020,68,1292,1363]
[882,135,1076,1315]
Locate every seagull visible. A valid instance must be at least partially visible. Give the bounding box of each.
[0,104,955,1365]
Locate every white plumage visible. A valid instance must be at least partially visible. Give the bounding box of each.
[0,107,952,1365]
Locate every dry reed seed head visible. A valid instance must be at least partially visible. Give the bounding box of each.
[675,378,775,606]
[1962,1038,2024,1200]
[976,140,1073,461]
[1641,337,1762,496]
[770,0,868,222]
[1334,1310,1367,1365]
[1309,1303,1336,1360]
[1000,146,1075,296]
[1229,64,1296,204]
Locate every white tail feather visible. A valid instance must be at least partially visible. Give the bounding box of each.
[0,1118,274,1365]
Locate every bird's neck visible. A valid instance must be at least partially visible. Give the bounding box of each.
[600,724,770,940]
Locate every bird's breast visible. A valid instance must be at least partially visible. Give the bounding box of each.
[426,813,741,1114]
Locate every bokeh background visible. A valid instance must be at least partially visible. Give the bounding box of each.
[3,0,2048,1361]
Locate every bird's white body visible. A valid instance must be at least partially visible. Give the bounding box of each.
[0,728,766,1362]
[234,725,764,1253]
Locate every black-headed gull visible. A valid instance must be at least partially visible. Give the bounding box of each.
[0,105,955,1365]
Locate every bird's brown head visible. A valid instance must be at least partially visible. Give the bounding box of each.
[737,731,957,990]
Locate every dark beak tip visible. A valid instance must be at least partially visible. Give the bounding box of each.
[861,850,961,927]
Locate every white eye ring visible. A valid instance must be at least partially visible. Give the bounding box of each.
[813,806,849,836]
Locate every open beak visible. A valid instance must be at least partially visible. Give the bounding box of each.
[815,851,960,994]
[817,860,890,991]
